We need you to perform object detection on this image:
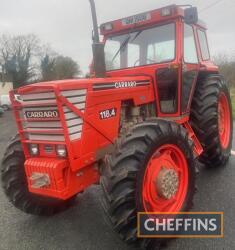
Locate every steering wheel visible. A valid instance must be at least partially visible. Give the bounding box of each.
[134,58,157,66]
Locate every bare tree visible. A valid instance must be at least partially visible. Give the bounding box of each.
[0,34,40,88]
[39,45,58,81]
[0,33,82,85]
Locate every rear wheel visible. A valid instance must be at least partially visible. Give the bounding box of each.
[1,135,76,216]
[191,74,233,167]
[101,120,196,249]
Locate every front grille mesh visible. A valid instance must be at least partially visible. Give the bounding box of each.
[21,89,87,142]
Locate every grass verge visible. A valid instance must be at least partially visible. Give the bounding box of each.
[232,99,235,119]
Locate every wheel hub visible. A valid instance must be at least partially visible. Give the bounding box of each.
[156,167,179,200]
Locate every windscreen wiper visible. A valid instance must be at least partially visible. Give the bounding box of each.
[111,30,142,63]
[111,35,131,63]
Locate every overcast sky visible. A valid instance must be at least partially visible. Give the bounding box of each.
[0,0,234,74]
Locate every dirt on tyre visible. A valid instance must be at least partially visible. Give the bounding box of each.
[191,74,233,167]
[1,134,76,216]
[100,120,196,250]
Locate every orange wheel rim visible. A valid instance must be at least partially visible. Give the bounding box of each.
[218,93,231,149]
[142,144,188,213]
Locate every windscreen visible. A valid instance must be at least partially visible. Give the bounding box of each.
[104,23,175,71]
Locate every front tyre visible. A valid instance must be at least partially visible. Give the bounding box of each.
[191,74,233,167]
[101,120,196,249]
[1,135,76,216]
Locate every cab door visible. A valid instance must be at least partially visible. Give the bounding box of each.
[181,23,200,114]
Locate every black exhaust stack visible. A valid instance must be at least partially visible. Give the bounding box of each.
[89,0,106,78]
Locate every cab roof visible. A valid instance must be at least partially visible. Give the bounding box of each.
[100,5,206,36]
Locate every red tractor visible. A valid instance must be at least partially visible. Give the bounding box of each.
[1,1,233,249]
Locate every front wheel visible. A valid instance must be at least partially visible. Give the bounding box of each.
[101,120,196,249]
[1,135,76,216]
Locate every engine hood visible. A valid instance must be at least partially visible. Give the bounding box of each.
[16,76,152,94]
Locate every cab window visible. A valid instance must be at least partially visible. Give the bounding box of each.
[105,23,175,71]
[184,24,198,64]
[197,29,210,60]
[128,43,140,67]
[105,40,120,70]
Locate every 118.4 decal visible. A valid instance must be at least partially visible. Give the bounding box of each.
[99,108,117,120]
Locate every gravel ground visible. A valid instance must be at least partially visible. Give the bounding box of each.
[0,111,234,250]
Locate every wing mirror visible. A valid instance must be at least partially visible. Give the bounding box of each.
[184,7,198,24]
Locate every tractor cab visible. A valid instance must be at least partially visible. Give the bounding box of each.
[99,5,218,117]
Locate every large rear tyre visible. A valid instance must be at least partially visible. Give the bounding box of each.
[1,135,76,216]
[191,74,233,167]
[101,120,196,249]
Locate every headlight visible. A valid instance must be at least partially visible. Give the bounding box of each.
[161,7,172,17]
[102,22,113,31]
[56,145,67,157]
[30,144,39,156]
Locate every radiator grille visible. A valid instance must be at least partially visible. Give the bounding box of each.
[21,89,87,142]
[61,89,86,141]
